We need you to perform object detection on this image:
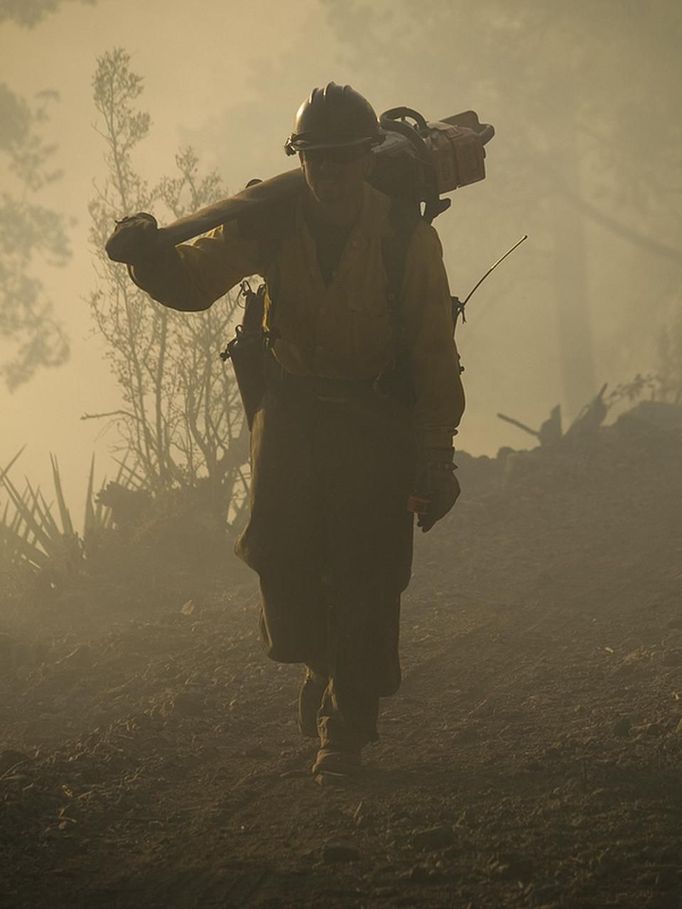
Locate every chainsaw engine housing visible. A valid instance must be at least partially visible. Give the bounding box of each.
[371,108,493,221]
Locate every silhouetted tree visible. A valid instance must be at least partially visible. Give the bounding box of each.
[0,83,69,390]
[0,0,96,27]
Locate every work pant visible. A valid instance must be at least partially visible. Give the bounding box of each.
[235,367,416,748]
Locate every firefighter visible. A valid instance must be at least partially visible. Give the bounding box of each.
[115,83,464,780]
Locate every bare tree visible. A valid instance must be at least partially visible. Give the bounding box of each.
[87,49,249,529]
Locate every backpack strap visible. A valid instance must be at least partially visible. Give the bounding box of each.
[381,197,422,354]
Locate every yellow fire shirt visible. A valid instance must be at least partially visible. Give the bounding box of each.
[131,183,464,448]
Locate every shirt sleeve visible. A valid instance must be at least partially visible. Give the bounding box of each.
[129,219,263,312]
[400,221,465,449]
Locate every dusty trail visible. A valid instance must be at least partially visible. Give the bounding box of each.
[2,408,682,908]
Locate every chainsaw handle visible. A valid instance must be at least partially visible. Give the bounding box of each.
[380,107,429,132]
[379,110,432,170]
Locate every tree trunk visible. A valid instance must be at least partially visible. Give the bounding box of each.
[550,121,596,417]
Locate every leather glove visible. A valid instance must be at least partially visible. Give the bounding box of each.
[105,212,163,265]
[409,447,461,533]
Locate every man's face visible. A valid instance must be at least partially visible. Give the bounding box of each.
[299,145,372,206]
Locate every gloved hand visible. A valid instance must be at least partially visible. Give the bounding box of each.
[105,212,162,265]
[409,448,460,533]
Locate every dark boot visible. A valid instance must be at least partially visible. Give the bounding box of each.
[312,744,362,782]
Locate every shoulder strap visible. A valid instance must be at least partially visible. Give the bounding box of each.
[382,197,421,342]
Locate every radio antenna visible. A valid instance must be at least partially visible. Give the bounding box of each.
[454,234,528,326]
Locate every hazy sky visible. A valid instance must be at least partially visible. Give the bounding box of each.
[2,0,680,519]
[1,0,333,510]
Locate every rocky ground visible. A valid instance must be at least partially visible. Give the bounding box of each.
[1,403,682,909]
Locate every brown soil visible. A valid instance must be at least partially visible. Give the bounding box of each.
[2,406,682,909]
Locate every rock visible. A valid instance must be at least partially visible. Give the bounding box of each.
[322,842,361,863]
[612,717,631,737]
[412,825,456,851]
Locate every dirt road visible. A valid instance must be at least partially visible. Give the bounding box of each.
[2,411,682,908]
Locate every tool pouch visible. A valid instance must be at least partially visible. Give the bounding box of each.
[221,283,268,430]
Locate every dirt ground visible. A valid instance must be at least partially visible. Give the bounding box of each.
[2,404,682,909]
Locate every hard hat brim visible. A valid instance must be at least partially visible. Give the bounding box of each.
[285,133,384,156]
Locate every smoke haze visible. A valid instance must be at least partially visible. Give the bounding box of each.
[3,7,682,902]
[1,0,681,507]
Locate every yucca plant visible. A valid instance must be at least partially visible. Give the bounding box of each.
[0,448,41,571]
[0,450,121,585]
